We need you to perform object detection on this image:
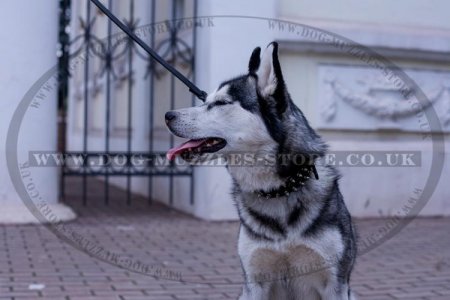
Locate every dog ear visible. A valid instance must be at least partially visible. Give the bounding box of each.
[248,47,261,74]
[256,42,285,97]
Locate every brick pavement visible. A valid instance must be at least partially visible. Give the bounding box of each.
[0,178,449,300]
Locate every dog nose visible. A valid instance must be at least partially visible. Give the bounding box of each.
[165,111,177,123]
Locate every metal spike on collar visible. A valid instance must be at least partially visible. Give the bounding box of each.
[255,165,317,199]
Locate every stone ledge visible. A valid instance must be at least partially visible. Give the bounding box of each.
[0,202,76,225]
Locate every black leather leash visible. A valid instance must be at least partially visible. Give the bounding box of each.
[91,0,321,194]
[90,0,208,101]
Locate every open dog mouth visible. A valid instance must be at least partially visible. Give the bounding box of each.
[166,137,227,161]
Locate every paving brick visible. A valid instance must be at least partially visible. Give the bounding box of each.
[0,178,449,299]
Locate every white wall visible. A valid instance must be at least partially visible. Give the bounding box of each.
[0,0,75,224]
[280,0,450,31]
[278,0,450,217]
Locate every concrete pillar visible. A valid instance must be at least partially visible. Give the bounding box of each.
[0,0,76,224]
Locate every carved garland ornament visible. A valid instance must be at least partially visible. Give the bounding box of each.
[321,76,450,126]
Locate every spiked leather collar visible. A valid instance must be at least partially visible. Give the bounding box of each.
[256,165,319,199]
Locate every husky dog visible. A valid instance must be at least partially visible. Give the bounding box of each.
[165,42,357,300]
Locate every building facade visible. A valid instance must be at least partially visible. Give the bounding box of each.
[63,0,450,219]
[3,1,449,225]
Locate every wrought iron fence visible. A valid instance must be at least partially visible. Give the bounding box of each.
[58,0,198,206]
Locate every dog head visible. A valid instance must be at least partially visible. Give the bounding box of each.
[165,42,326,177]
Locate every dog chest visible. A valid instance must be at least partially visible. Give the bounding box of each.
[248,244,328,283]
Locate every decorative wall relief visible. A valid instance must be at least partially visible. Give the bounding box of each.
[318,65,450,132]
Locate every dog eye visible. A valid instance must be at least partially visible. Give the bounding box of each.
[207,100,231,110]
[214,100,230,106]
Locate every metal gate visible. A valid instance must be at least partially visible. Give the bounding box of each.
[58,0,198,206]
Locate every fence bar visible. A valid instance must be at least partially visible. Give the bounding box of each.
[126,0,135,206]
[104,0,113,205]
[190,0,199,205]
[82,1,91,206]
[148,0,156,205]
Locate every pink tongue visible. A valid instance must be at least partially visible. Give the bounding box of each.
[166,139,207,160]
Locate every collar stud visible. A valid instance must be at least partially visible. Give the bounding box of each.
[255,165,318,199]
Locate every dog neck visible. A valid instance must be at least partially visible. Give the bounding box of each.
[227,164,284,192]
[255,165,318,199]
[227,161,318,196]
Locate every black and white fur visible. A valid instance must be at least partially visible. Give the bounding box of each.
[165,43,357,299]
